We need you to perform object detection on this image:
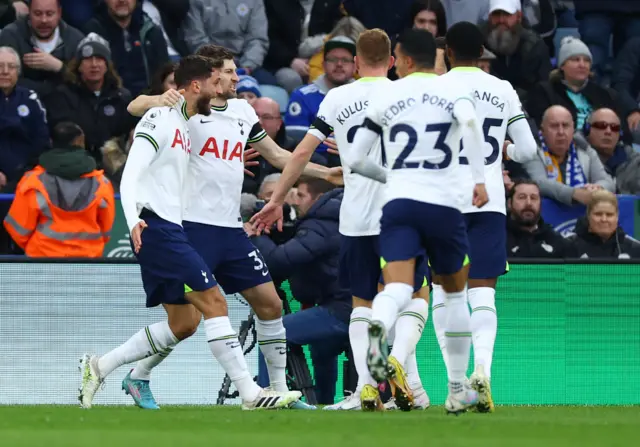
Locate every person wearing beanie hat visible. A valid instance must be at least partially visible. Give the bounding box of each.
[76,32,112,63]
[557,36,592,69]
[236,75,262,105]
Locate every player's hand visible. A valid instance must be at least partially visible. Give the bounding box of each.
[325,167,344,186]
[160,89,184,108]
[503,170,514,191]
[23,49,63,72]
[627,111,640,131]
[243,148,260,177]
[502,139,512,160]
[325,136,339,155]
[243,222,257,237]
[250,200,284,234]
[131,220,148,254]
[472,183,489,208]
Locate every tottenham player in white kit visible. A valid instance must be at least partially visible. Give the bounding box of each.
[78,56,302,411]
[429,22,537,412]
[124,45,340,410]
[251,29,430,412]
[346,28,490,414]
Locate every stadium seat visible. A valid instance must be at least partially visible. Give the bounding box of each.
[260,85,290,115]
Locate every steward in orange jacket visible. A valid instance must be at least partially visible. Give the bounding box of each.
[3,122,115,257]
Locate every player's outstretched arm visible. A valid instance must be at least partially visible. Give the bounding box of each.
[504,117,537,163]
[453,98,488,207]
[127,89,184,117]
[343,119,387,184]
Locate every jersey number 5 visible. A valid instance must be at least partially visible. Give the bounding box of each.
[459,118,504,166]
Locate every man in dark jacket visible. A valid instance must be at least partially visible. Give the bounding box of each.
[83,0,169,96]
[44,33,136,166]
[481,0,551,102]
[250,179,351,404]
[612,37,640,139]
[0,0,84,98]
[507,179,575,258]
[0,46,50,192]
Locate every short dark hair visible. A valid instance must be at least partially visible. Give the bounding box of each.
[52,121,84,147]
[508,179,540,200]
[397,28,436,69]
[195,44,235,69]
[174,55,216,89]
[297,177,335,197]
[445,21,484,61]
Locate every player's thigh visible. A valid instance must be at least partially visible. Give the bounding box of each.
[378,251,429,294]
[379,199,423,287]
[340,235,381,303]
[464,212,507,288]
[183,221,224,277]
[162,303,201,339]
[136,218,215,308]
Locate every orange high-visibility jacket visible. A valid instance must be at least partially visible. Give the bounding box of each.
[3,166,115,257]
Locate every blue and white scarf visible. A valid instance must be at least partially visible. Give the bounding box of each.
[539,131,587,187]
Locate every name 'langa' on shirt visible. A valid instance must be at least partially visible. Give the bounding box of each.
[474,90,505,112]
[380,94,454,126]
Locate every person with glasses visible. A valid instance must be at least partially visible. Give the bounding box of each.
[580,108,640,194]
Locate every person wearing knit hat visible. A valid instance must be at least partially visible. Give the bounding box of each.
[236,75,262,105]
[557,36,592,69]
[76,33,112,63]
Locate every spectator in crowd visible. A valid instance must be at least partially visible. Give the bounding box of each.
[574,0,640,81]
[581,108,640,195]
[249,179,350,404]
[481,0,551,101]
[0,0,84,98]
[527,37,631,133]
[0,1,28,29]
[3,121,115,258]
[236,75,261,105]
[408,0,447,36]
[523,105,615,205]
[566,190,640,258]
[0,46,50,192]
[257,173,282,203]
[285,35,356,162]
[611,37,640,140]
[242,97,280,193]
[300,16,364,83]
[307,0,344,37]
[45,33,136,166]
[142,0,190,59]
[262,0,307,93]
[182,0,272,85]
[83,0,169,96]
[145,61,176,96]
[507,179,575,258]
[478,46,496,73]
[59,0,94,31]
[441,0,490,27]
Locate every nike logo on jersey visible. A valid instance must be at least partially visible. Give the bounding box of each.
[200,119,213,124]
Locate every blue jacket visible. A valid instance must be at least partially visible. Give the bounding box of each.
[0,86,50,183]
[252,188,351,323]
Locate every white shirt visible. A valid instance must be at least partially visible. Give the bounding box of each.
[363,72,481,210]
[183,99,267,228]
[121,99,192,231]
[441,67,535,215]
[307,77,391,236]
[34,27,60,53]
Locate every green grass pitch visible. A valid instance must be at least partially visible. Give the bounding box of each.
[0,406,637,447]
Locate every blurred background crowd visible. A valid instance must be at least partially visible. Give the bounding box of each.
[0,0,639,255]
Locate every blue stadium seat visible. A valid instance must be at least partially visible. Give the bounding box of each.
[260,85,290,115]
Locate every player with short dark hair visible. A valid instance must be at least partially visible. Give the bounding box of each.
[428,21,537,413]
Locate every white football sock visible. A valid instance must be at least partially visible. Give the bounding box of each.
[371,282,413,333]
[468,287,497,378]
[444,289,472,383]
[390,299,428,366]
[405,350,424,394]
[431,284,449,370]
[97,321,178,379]
[130,345,175,381]
[205,316,261,403]
[256,317,288,392]
[349,306,376,390]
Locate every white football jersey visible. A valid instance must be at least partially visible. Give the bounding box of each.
[442,67,526,215]
[364,72,475,209]
[308,77,391,236]
[183,99,267,227]
[131,101,192,226]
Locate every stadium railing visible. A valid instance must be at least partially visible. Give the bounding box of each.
[0,258,638,406]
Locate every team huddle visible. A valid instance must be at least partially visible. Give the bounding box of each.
[78,22,537,413]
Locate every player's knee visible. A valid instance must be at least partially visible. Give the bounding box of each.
[169,319,199,340]
[253,296,282,320]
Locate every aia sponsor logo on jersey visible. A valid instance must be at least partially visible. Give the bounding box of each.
[198,137,243,161]
[171,129,191,154]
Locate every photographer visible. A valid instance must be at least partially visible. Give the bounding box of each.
[245,178,350,404]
